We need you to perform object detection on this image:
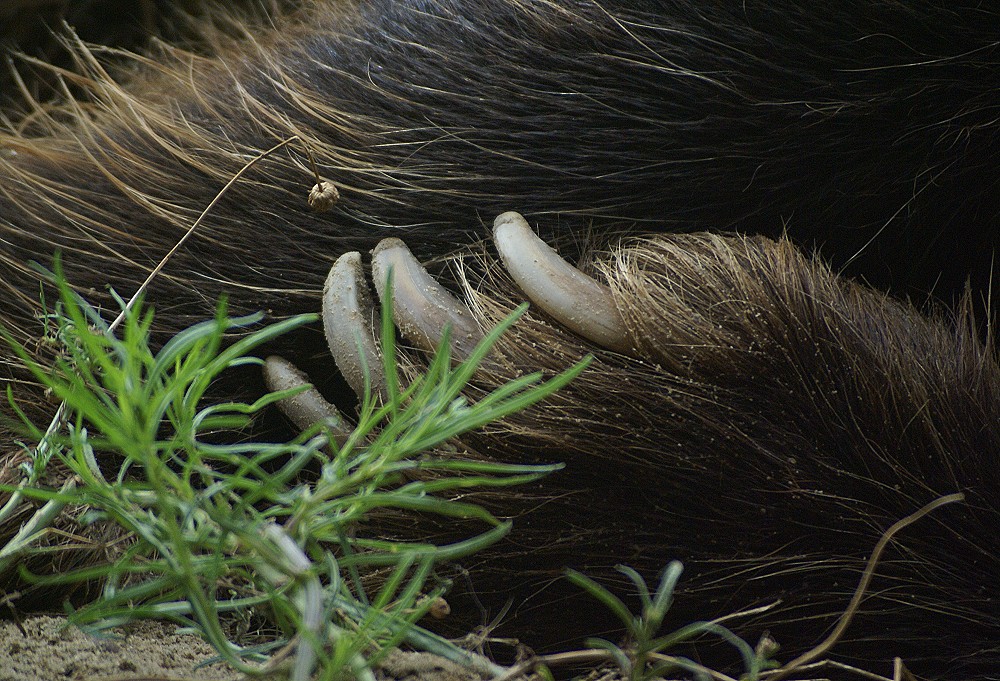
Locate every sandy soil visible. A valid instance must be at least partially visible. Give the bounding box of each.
[0,616,244,680]
[0,615,501,681]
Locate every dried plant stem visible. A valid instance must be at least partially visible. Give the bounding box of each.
[769,492,965,680]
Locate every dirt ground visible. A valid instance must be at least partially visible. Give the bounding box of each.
[1,615,246,680]
[0,615,495,681]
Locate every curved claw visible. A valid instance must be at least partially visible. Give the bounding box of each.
[493,211,631,354]
[263,355,353,446]
[323,251,386,400]
[371,238,484,361]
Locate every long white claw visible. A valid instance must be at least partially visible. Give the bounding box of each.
[493,212,631,354]
[323,251,386,400]
[371,238,484,361]
[263,355,353,446]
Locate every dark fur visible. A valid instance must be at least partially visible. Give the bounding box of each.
[406,233,999,677]
[1,1,999,677]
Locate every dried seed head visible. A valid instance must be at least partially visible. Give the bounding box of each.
[308,179,339,211]
[427,596,451,620]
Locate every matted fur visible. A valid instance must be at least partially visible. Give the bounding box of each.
[0,0,999,678]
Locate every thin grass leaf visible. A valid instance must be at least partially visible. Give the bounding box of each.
[565,568,637,630]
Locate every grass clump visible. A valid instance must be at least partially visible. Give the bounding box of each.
[0,260,586,680]
[565,563,780,681]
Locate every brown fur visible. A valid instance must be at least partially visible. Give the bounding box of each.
[0,0,999,676]
[371,231,999,675]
